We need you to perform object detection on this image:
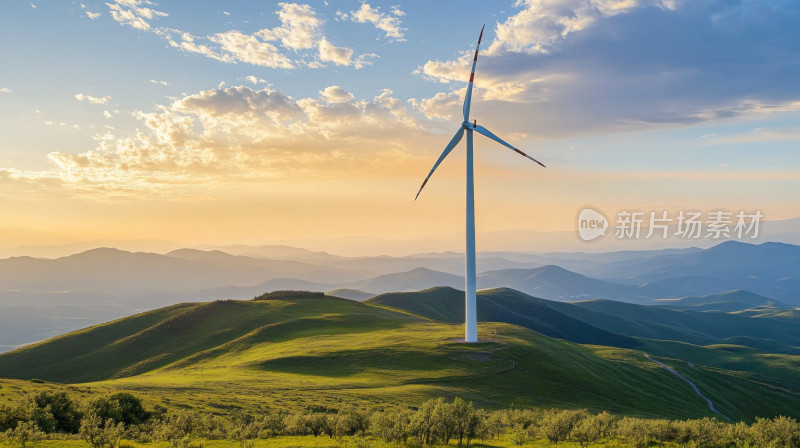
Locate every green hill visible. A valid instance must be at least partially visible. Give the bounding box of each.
[2,293,800,422]
[366,287,800,402]
[368,287,800,352]
[367,287,638,348]
[571,298,800,349]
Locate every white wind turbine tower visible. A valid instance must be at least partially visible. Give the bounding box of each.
[415,25,546,343]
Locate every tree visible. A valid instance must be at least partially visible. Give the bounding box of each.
[572,414,602,447]
[751,416,800,448]
[539,409,585,445]
[370,409,410,444]
[408,399,438,445]
[6,421,44,448]
[80,413,124,448]
[450,398,477,447]
[687,417,729,448]
[88,393,149,427]
[430,398,456,444]
[616,416,652,448]
[32,391,82,433]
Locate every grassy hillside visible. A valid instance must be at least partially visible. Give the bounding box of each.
[652,290,791,312]
[571,298,800,348]
[367,287,638,348]
[2,293,800,421]
[368,287,800,351]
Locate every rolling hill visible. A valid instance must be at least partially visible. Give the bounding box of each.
[652,290,791,312]
[368,287,800,352]
[2,293,799,421]
[325,288,375,301]
[367,287,638,348]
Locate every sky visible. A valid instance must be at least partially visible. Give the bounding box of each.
[1,0,799,254]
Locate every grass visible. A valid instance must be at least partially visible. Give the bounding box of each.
[1,293,800,422]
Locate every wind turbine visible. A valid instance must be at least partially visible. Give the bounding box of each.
[415,25,545,343]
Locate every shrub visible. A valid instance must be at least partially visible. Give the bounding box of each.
[80,412,125,448]
[6,420,44,448]
[88,393,150,427]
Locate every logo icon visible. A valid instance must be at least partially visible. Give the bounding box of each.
[578,208,608,241]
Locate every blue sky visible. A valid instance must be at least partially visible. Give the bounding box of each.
[0,0,798,251]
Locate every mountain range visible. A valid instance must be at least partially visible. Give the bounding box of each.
[0,240,797,351]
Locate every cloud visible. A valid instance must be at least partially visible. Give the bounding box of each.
[318,38,353,66]
[209,31,295,68]
[355,52,379,69]
[109,2,363,70]
[348,3,405,41]
[412,0,800,137]
[106,0,168,31]
[245,76,268,85]
[257,2,322,51]
[0,88,11,94]
[103,111,112,118]
[86,11,101,19]
[75,93,111,105]
[319,86,355,103]
[150,79,168,86]
[487,0,677,54]
[165,31,228,62]
[17,84,424,193]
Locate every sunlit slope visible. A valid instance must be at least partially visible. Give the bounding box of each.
[1,294,799,421]
[0,296,414,382]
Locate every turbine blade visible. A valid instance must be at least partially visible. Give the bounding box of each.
[415,127,466,200]
[474,124,546,168]
[462,24,485,122]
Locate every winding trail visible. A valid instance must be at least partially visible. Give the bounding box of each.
[644,353,731,421]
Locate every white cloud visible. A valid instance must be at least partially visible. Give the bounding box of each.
[257,2,322,51]
[106,0,168,31]
[355,53,379,69]
[488,0,676,54]
[165,31,228,62]
[103,111,112,119]
[222,11,230,16]
[150,79,168,86]
[29,84,423,192]
[349,3,405,41]
[245,76,268,85]
[110,2,362,71]
[319,86,355,103]
[0,88,11,94]
[75,93,111,105]
[318,38,353,66]
[86,11,101,19]
[209,31,295,68]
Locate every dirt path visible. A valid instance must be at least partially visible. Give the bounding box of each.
[644,353,731,421]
